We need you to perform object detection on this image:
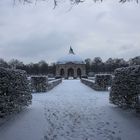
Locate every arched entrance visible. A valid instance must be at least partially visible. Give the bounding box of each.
[68,68,74,78]
[77,68,81,78]
[60,68,65,77]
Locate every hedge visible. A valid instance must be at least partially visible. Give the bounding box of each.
[81,74,112,91]
[110,65,140,111]
[30,76,62,93]
[31,76,48,92]
[95,74,112,90]
[0,67,32,118]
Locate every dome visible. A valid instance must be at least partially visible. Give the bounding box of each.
[57,47,85,64]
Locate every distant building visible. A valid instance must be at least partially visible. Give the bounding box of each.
[56,47,86,79]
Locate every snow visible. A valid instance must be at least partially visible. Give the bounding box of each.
[0,80,140,140]
[82,78,95,83]
[57,53,85,64]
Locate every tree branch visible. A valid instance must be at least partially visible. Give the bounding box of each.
[13,0,139,7]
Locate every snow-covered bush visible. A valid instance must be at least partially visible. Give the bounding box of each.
[95,74,112,89]
[0,67,32,118]
[81,74,112,91]
[110,65,140,110]
[30,76,62,93]
[81,78,110,91]
[31,76,48,92]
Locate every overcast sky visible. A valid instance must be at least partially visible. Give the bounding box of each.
[0,0,140,64]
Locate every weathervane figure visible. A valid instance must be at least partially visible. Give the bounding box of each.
[69,46,75,54]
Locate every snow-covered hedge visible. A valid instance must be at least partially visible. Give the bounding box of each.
[81,74,112,91]
[0,68,32,118]
[31,76,48,92]
[110,65,140,111]
[30,76,62,93]
[95,74,112,89]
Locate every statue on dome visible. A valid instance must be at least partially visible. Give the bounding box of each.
[69,46,75,54]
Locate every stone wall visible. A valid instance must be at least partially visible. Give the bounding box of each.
[81,78,95,88]
[47,79,62,91]
[0,68,32,118]
[110,65,140,112]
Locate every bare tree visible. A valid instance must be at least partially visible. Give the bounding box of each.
[13,0,139,8]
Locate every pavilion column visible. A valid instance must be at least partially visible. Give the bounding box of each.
[74,68,77,79]
[56,65,60,76]
[81,65,86,76]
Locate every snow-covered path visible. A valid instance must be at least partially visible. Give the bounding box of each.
[0,80,140,140]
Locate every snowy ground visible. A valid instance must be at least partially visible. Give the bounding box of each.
[0,80,140,140]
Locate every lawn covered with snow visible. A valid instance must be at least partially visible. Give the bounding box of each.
[0,80,140,140]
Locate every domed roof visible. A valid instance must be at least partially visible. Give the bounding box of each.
[57,47,85,64]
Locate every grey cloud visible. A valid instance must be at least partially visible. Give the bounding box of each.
[0,31,77,63]
[120,44,132,50]
[95,11,108,21]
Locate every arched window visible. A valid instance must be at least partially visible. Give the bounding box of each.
[60,68,65,77]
